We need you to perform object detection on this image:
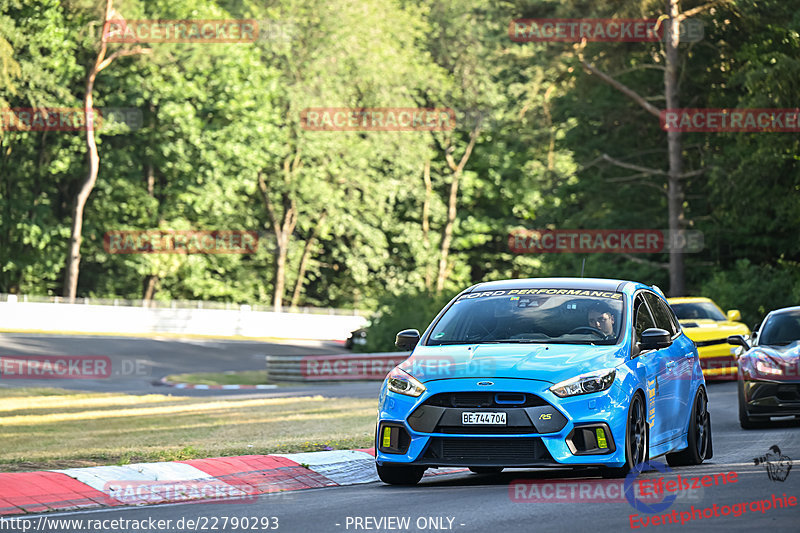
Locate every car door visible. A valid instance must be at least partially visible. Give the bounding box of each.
[644,292,691,442]
[632,293,670,446]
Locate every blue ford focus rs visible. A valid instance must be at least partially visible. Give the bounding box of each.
[375,278,712,485]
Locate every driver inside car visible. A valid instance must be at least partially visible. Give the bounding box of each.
[587,301,618,339]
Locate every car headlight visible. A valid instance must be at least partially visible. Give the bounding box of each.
[755,358,783,376]
[550,369,616,398]
[386,367,426,397]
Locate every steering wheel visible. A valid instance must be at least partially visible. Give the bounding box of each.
[568,326,606,337]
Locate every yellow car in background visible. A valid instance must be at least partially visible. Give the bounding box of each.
[667,297,750,380]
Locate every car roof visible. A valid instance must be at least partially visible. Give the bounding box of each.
[666,297,713,304]
[468,277,635,293]
[766,306,800,317]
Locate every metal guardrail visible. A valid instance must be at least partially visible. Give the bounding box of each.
[0,293,368,316]
[265,351,411,382]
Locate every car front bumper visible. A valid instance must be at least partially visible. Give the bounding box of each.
[375,377,630,469]
[741,380,800,417]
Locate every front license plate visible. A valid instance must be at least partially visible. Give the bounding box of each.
[461,412,507,425]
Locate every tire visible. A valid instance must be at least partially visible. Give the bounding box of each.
[376,463,425,485]
[737,379,763,430]
[469,467,504,474]
[601,393,648,478]
[667,387,712,466]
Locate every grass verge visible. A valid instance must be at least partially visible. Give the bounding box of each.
[0,387,376,472]
[164,370,271,386]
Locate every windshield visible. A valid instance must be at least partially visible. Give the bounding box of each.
[671,302,726,321]
[759,311,800,346]
[426,289,624,346]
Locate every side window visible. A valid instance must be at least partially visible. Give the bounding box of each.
[634,294,656,343]
[644,293,678,337]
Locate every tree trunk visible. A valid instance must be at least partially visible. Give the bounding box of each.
[258,170,298,312]
[575,0,709,296]
[436,168,460,293]
[142,274,158,303]
[145,162,154,197]
[274,240,288,310]
[63,72,102,301]
[290,211,326,307]
[435,126,481,293]
[665,0,686,296]
[421,159,433,291]
[62,0,150,300]
[141,163,158,303]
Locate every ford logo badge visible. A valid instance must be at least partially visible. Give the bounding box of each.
[477,381,493,386]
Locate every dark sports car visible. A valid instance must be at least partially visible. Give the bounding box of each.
[728,306,800,429]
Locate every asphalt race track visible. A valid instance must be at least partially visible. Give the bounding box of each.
[0,333,379,397]
[2,334,799,532]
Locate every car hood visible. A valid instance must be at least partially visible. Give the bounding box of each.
[745,341,800,365]
[679,319,749,340]
[399,343,626,384]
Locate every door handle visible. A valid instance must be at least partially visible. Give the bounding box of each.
[666,361,676,370]
[684,352,695,358]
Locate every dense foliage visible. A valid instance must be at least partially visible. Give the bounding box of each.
[1,1,798,336]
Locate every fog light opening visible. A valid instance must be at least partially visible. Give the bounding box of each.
[566,423,615,455]
[378,423,411,454]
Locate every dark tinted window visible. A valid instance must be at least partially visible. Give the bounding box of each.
[671,302,726,321]
[427,289,624,345]
[760,311,800,345]
[644,293,678,336]
[633,295,656,343]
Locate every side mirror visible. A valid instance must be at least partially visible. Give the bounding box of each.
[727,334,750,350]
[639,328,672,351]
[726,309,742,322]
[395,329,421,350]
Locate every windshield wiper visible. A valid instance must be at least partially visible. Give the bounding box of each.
[479,339,549,344]
[428,338,615,346]
[427,339,547,345]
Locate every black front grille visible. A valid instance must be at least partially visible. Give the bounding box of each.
[776,385,800,401]
[424,392,547,408]
[422,437,552,465]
